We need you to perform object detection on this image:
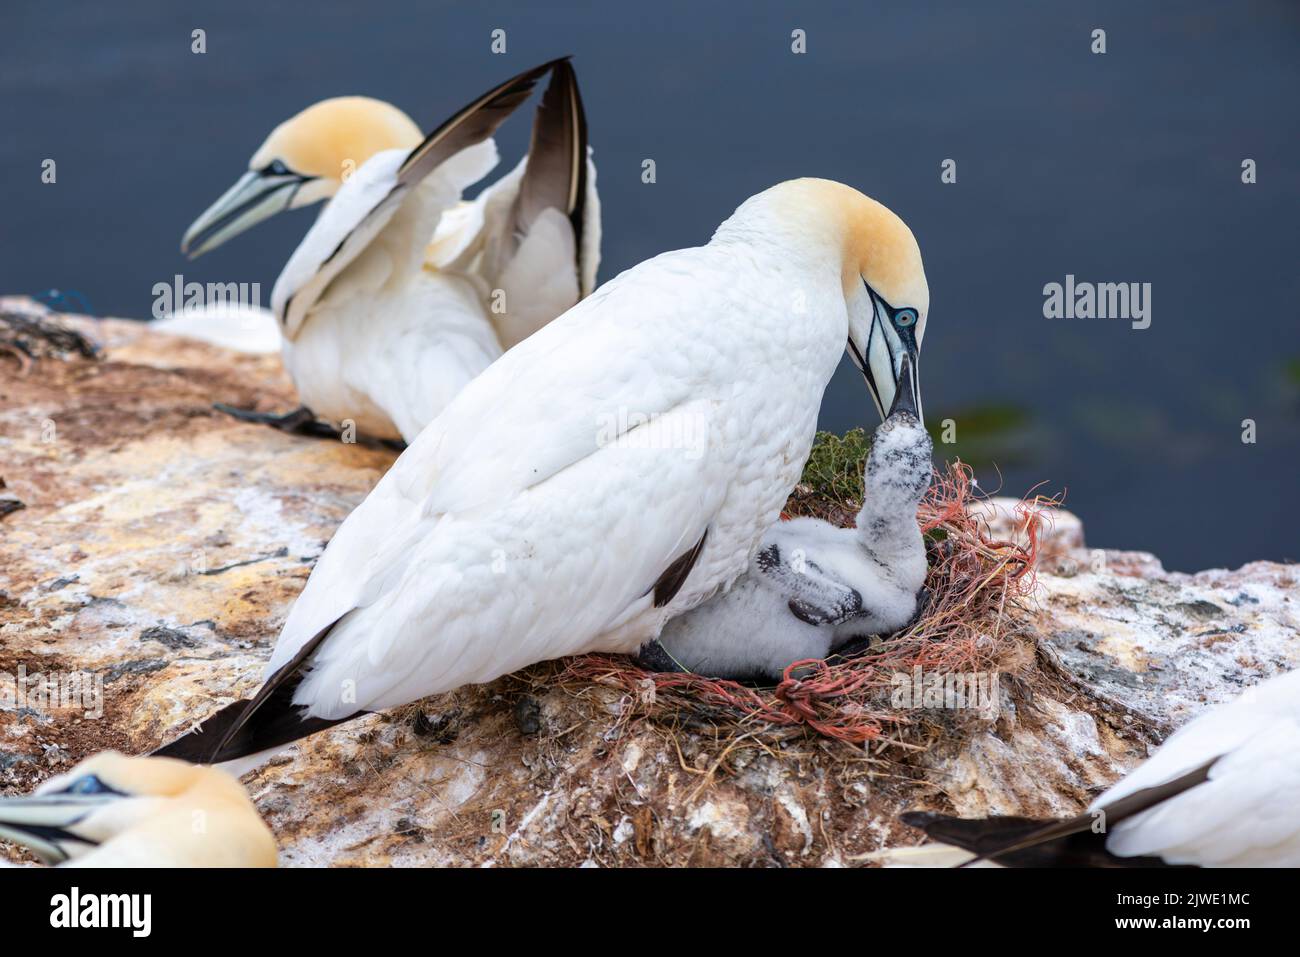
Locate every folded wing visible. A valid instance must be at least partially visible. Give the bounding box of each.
[267,254,732,705]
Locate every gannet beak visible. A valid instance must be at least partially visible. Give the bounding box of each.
[0,792,114,864]
[849,310,924,427]
[888,352,920,420]
[181,168,313,259]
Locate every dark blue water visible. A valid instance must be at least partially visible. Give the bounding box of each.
[2,0,1298,570]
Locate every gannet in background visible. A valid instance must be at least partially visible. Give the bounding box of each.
[651,356,931,680]
[0,753,275,867]
[884,668,1300,867]
[180,58,600,442]
[154,178,929,768]
[152,302,281,354]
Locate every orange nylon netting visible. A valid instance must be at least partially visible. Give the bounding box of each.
[559,461,1053,746]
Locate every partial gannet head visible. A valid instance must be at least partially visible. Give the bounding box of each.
[745,179,929,424]
[181,97,423,257]
[0,752,276,867]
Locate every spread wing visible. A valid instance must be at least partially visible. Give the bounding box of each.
[432,60,601,350]
[272,59,563,338]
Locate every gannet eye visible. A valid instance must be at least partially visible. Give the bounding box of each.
[894,308,917,328]
[62,775,112,796]
[264,159,290,177]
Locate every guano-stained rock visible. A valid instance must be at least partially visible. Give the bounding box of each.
[1,306,1296,866]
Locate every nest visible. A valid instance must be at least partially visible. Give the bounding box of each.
[532,460,1053,755]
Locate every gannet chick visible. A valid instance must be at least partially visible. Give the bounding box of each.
[653,356,931,680]
[883,668,1300,867]
[154,177,929,768]
[0,752,275,867]
[181,58,600,442]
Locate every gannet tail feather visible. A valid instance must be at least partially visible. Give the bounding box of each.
[153,618,364,764]
[900,758,1217,867]
[151,689,360,765]
[896,812,1183,868]
[151,685,365,766]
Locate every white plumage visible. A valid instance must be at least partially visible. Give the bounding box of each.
[277,246,833,714]
[884,667,1300,867]
[152,303,281,354]
[1094,669,1300,866]
[155,177,931,766]
[274,142,507,440]
[274,139,600,441]
[277,178,927,708]
[181,60,600,443]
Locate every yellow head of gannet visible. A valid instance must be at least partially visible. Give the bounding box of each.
[181,97,423,258]
[0,752,276,867]
[757,178,929,423]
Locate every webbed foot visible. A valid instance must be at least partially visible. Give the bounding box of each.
[213,403,340,438]
[635,640,688,673]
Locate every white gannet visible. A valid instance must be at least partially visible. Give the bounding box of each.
[154,178,929,767]
[152,302,282,354]
[180,58,600,443]
[651,355,931,680]
[883,668,1300,866]
[0,753,275,867]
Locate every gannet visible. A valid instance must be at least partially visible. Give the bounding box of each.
[652,356,931,679]
[155,178,929,767]
[883,668,1300,866]
[0,752,275,867]
[180,58,600,442]
[152,303,281,354]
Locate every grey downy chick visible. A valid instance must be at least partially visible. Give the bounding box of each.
[650,356,932,680]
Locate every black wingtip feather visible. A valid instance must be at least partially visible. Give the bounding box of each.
[152,617,358,765]
[554,59,589,241]
[652,529,709,608]
[899,809,1193,868]
[512,57,590,293]
[152,698,257,763]
[397,57,564,184]
[899,810,940,829]
[152,681,364,765]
